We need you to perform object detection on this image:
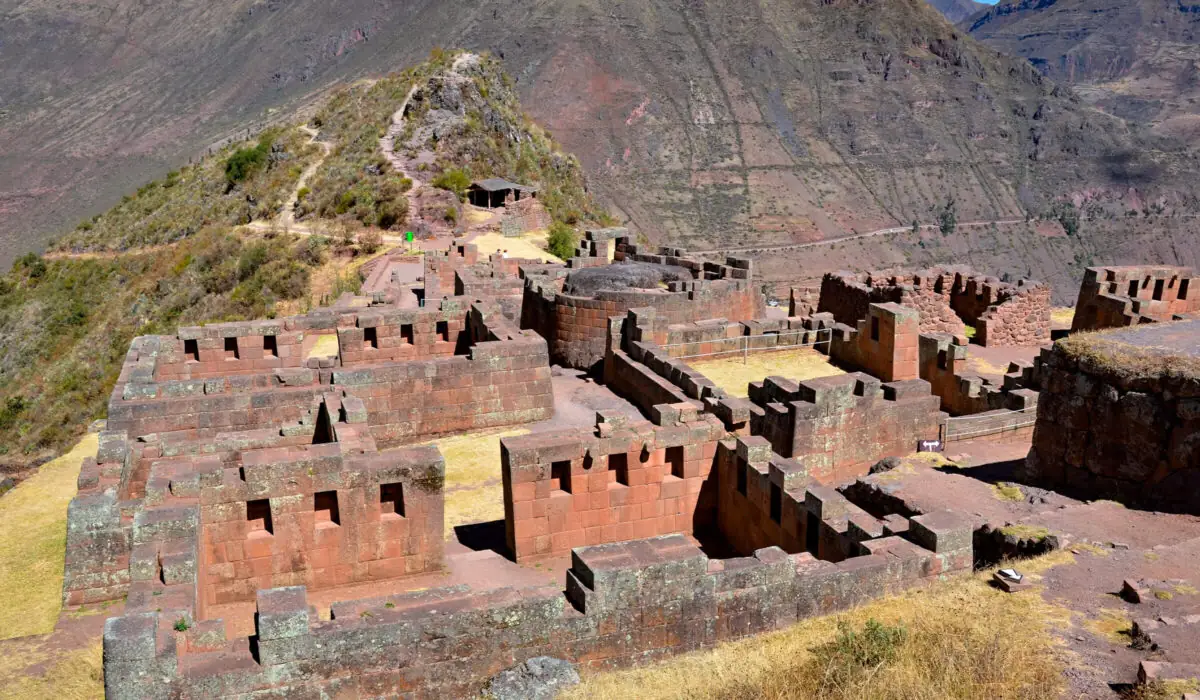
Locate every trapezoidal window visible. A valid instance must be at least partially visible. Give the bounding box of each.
[551,460,573,494]
[1128,280,1139,297]
[770,482,783,524]
[1153,279,1166,301]
[1180,279,1191,300]
[401,324,414,344]
[870,316,880,342]
[437,320,450,342]
[184,339,200,363]
[224,337,239,360]
[667,445,685,480]
[263,335,277,358]
[314,491,340,526]
[608,453,629,487]
[380,483,405,518]
[363,327,378,350]
[247,499,273,535]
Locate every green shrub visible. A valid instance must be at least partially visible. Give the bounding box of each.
[431,169,472,199]
[808,619,908,688]
[173,617,190,632]
[225,136,274,185]
[546,222,578,260]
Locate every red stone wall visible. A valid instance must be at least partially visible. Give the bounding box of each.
[750,372,946,484]
[829,302,920,382]
[199,444,444,606]
[500,409,723,561]
[1072,265,1200,331]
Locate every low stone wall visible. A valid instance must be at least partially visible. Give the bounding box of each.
[1072,265,1200,331]
[500,409,724,561]
[103,518,972,699]
[828,303,920,382]
[1022,323,1200,514]
[750,373,946,484]
[917,333,1039,416]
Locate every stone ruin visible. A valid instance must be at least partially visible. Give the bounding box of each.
[71,221,1200,697]
[1071,265,1200,332]
[813,267,1051,347]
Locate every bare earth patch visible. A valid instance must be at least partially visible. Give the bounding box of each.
[690,348,844,398]
[469,231,562,264]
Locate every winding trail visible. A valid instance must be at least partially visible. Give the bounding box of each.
[690,219,1028,256]
[278,125,330,228]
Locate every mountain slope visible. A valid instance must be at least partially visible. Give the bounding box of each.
[1,0,1196,269]
[966,0,1200,141]
[927,0,991,24]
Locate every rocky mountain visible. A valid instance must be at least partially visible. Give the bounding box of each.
[966,0,1200,142]
[928,0,991,24]
[2,0,1197,272]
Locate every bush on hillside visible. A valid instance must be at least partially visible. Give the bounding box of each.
[546,222,578,260]
[431,169,471,200]
[224,136,273,185]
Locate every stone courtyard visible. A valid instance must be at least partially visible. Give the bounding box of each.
[48,243,1200,698]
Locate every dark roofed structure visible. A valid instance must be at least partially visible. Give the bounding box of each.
[467,178,540,208]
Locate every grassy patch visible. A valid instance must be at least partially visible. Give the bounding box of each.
[991,482,1025,502]
[999,524,1050,542]
[420,427,529,536]
[469,231,562,263]
[1083,608,1133,644]
[1058,330,1200,383]
[0,639,103,700]
[1050,307,1075,328]
[0,434,97,639]
[690,348,844,399]
[566,559,1067,700]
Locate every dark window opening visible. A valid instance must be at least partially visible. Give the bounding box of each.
[1181,279,1191,300]
[1153,279,1165,301]
[770,483,782,524]
[312,402,334,445]
[224,337,239,360]
[437,320,450,342]
[870,316,880,342]
[551,460,573,493]
[806,512,820,553]
[247,499,273,535]
[184,339,199,362]
[736,463,747,496]
[608,453,629,486]
[1128,280,1139,297]
[380,483,405,517]
[314,491,340,525]
[263,335,277,358]
[364,327,378,350]
[401,324,414,344]
[667,445,685,480]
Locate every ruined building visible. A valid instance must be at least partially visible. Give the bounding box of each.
[1071,265,1200,331]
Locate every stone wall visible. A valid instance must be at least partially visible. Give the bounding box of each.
[1072,265,1200,332]
[1022,323,1200,514]
[103,517,972,699]
[749,373,946,484]
[522,247,764,370]
[500,409,724,561]
[917,332,1039,417]
[828,303,920,382]
[817,268,1051,347]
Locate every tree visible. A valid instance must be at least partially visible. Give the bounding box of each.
[431,169,471,200]
[546,222,578,260]
[910,219,920,234]
[937,198,957,236]
[1055,202,1080,236]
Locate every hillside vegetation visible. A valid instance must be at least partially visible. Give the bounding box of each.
[0,51,603,463]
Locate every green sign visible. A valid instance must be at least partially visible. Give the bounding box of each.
[405,231,414,242]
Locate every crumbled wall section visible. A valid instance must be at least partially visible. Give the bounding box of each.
[1071,265,1200,332]
[749,372,946,484]
[500,408,724,561]
[521,246,764,370]
[917,332,1040,418]
[818,268,1050,347]
[103,517,972,699]
[1022,325,1200,514]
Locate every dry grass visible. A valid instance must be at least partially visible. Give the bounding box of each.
[0,639,103,700]
[277,242,396,317]
[566,558,1068,700]
[1050,307,1075,328]
[990,482,1025,502]
[305,334,340,360]
[420,427,529,536]
[999,524,1050,541]
[1083,608,1133,644]
[1058,330,1200,382]
[690,348,844,398]
[469,231,562,263]
[0,434,98,639]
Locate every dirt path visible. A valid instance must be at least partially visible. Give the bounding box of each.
[279,125,330,228]
[691,218,1028,256]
